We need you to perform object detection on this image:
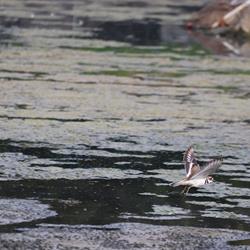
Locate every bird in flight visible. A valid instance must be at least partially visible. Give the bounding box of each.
[171,146,222,194]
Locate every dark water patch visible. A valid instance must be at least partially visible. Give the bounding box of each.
[0,41,25,48]
[122,91,167,98]
[230,179,250,189]
[78,149,181,171]
[0,104,33,110]
[102,117,122,121]
[92,18,210,54]
[175,91,196,98]
[0,178,163,225]
[137,101,159,105]
[0,139,181,172]
[120,214,250,232]
[166,4,202,13]
[29,162,79,169]
[186,198,250,219]
[186,196,237,208]
[0,139,87,162]
[108,136,138,145]
[109,1,149,8]
[220,155,239,160]
[0,69,47,78]
[94,19,161,46]
[0,219,47,234]
[0,29,18,46]
[14,104,30,110]
[53,87,81,92]
[185,126,210,130]
[129,118,166,123]
[228,238,250,246]
[147,11,183,17]
[0,178,249,231]
[1,9,195,48]
[0,140,249,231]
[0,15,24,29]
[243,119,250,125]
[0,115,92,123]
[0,77,35,81]
[222,119,239,124]
[0,140,61,159]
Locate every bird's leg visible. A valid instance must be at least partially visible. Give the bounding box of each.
[181,186,187,194]
[185,186,192,194]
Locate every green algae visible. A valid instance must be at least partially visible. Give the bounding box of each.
[199,69,250,76]
[83,69,142,77]
[61,44,209,57]
[82,69,187,78]
[214,85,239,93]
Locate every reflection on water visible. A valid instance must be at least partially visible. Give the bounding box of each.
[0,0,249,55]
[0,0,250,247]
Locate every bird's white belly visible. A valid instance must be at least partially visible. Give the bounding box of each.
[186,178,206,187]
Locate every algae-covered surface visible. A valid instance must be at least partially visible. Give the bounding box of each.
[0,0,250,249]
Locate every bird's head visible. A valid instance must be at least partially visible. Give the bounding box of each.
[207,176,214,183]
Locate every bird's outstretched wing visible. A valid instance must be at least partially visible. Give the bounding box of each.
[183,146,200,178]
[190,158,223,180]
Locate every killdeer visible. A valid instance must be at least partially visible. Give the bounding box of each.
[171,146,222,194]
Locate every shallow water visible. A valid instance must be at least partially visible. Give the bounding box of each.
[0,0,250,248]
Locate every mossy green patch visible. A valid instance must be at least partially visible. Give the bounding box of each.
[157,72,187,78]
[61,44,209,57]
[214,85,239,93]
[83,70,142,77]
[200,69,250,75]
[83,69,187,78]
